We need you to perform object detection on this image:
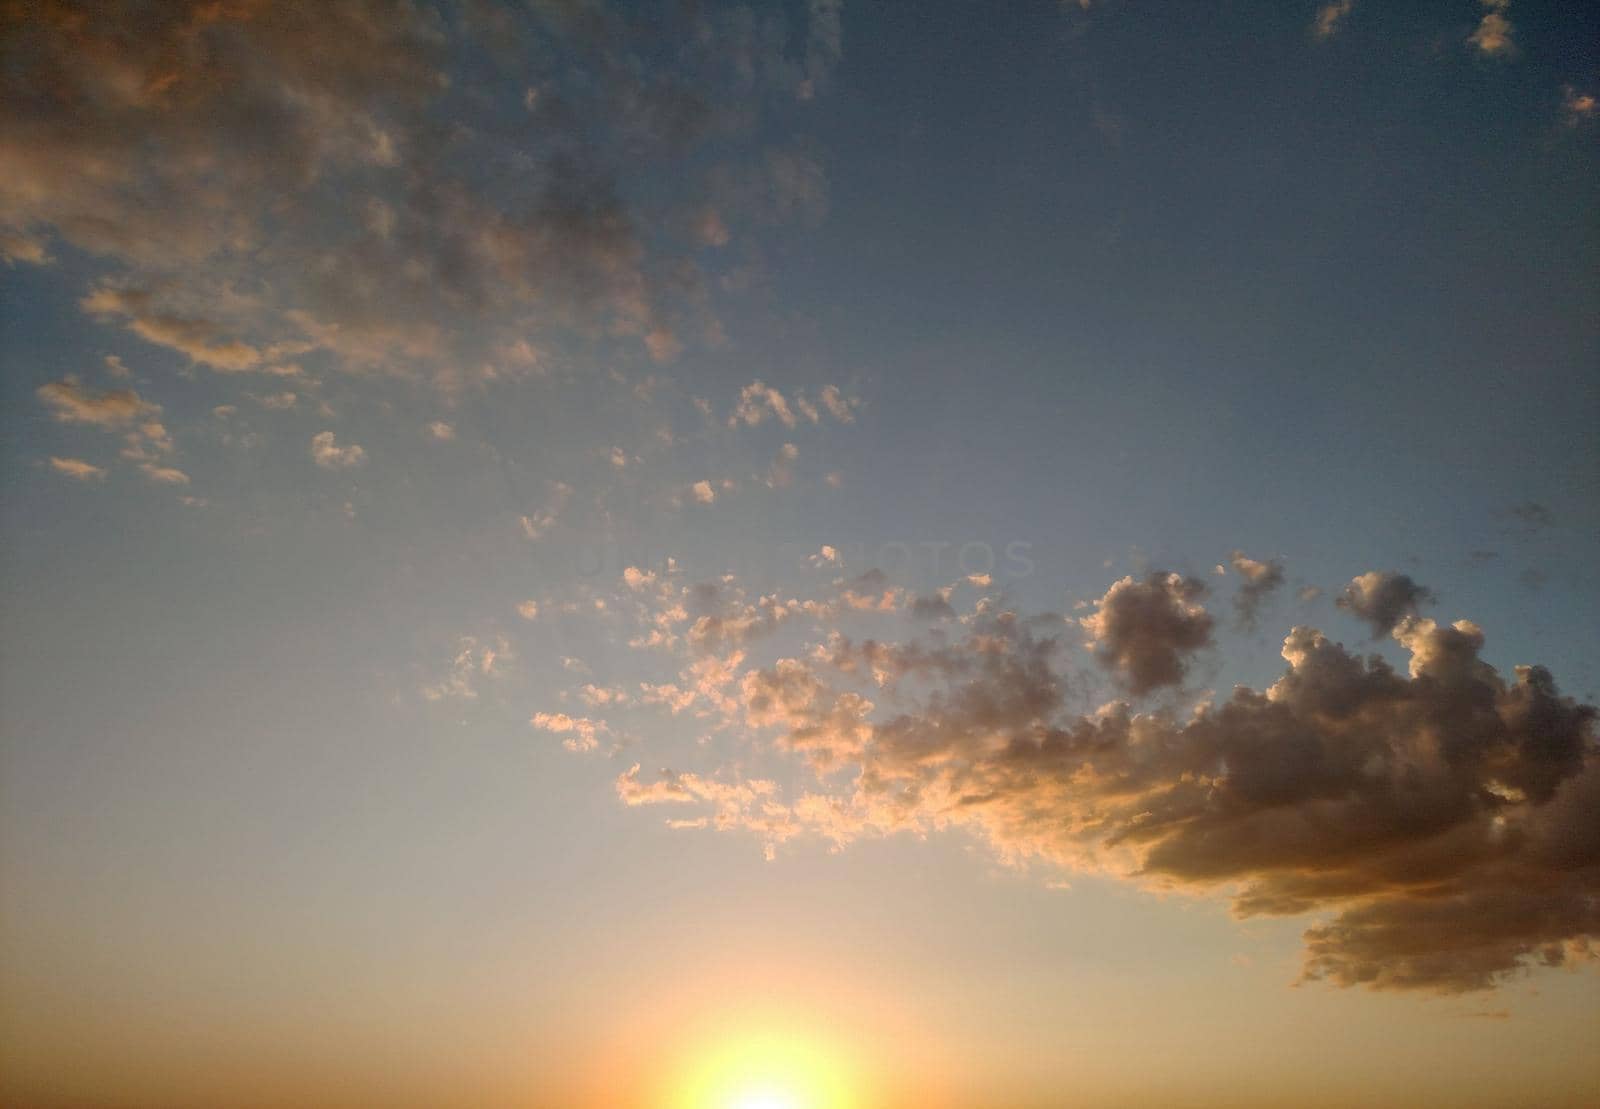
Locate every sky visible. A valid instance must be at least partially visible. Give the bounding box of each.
[1,1,1597,1107]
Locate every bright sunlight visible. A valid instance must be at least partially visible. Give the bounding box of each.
[663,1024,865,1109]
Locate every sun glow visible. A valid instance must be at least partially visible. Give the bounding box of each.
[663,1024,865,1109]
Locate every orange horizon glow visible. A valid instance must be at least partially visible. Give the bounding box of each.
[642,1007,877,1109]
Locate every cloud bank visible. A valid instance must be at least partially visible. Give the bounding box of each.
[556,564,1597,994]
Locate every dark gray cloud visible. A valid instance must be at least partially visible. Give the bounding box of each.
[1337,571,1434,637]
[1080,572,1214,694]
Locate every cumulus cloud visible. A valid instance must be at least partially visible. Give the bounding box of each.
[310,431,366,469]
[1337,571,1433,637]
[580,563,1598,993]
[1229,550,1286,627]
[1080,572,1214,694]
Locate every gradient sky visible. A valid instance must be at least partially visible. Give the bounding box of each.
[2,2,1598,1107]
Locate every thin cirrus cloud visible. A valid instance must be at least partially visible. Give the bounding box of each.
[538,562,1598,994]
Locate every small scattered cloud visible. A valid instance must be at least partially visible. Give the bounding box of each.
[48,456,107,481]
[1229,551,1286,627]
[423,635,512,702]
[37,378,155,428]
[1313,0,1354,39]
[531,711,607,753]
[520,482,573,539]
[1468,0,1514,57]
[254,391,297,410]
[1562,86,1597,126]
[1337,571,1433,637]
[310,431,366,469]
[139,463,189,485]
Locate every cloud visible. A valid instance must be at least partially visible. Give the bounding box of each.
[48,456,107,480]
[513,482,572,540]
[424,635,513,702]
[691,479,717,504]
[3,0,846,386]
[1313,0,1353,38]
[531,711,608,753]
[427,420,455,441]
[139,463,190,485]
[81,286,266,371]
[1336,571,1433,637]
[819,384,858,422]
[1080,572,1214,694]
[730,380,798,428]
[728,380,857,429]
[765,442,800,488]
[1229,551,1286,627]
[594,564,1598,993]
[38,377,185,485]
[310,431,366,469]
[1562,86,1597,126]
[1468,0,1514,57]
[36,379,155,428]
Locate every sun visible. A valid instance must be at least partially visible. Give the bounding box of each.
[662,1022,864,1109]
[725,1091,803,1109]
